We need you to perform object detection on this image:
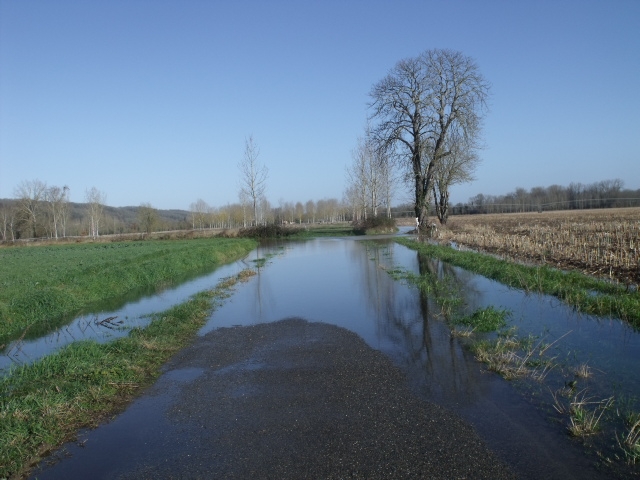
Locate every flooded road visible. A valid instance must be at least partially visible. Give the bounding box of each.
[26,234,640,478]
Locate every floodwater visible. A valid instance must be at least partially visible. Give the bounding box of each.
[19,232,640,478]
[0,259,252,374]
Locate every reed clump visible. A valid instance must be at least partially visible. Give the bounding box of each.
[552,388,614,437]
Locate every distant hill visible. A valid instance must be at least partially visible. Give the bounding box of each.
[0,198,192,237]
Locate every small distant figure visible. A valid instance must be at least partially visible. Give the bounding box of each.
[415,217,420,229]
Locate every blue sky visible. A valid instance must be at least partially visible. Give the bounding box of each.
[1,0,638,210]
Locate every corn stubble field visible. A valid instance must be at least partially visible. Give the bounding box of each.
[437,208,640,287]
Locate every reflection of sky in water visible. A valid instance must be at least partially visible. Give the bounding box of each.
[204,238,637,479]
[208,239,640,401]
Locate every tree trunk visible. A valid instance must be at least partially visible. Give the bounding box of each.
[434,186,449,225]
[414,159,434,233]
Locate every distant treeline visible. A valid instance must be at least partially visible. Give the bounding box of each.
[390,179,640,218]
[450,179,640,215]
[0,199,192,241]
[0,195,350,241]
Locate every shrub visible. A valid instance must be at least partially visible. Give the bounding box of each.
[237,225,296,239]
[352,217,397,235]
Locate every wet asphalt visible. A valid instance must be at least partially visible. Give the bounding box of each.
[32,318,515,479]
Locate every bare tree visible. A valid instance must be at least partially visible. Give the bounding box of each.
[369,49,489,231]
[85,187,106,238]
[14,179,47,238]
[295,202,304,224]
[45,185,70,239]
[138,202,159,234]
[346,136,371,220]
[259,195,272,225]
[190,199,209,229]
[238,135,268,226]
[238,191,249,228]
[432,135,480,224]
[346,127,396,221]
[60,186,70,237]
[379,150,396,219]
[305,200,316,224]
[0,202,17,241]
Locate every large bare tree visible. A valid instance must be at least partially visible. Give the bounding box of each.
[369,48,489,231]
[238,135,268,226]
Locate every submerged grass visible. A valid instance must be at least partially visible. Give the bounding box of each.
[0,269,256,479]
[396,237,640,327]
[0,238,257,345]
[618,417,640,464]
[471,329,556,381]
[454,306,510,333]
[552,388,614,437]
[382,266,465,321]
[382,240,639,470]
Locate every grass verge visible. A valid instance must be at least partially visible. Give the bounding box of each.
[0,238,257,345]
[396,237,640,327]
[0,269,256,479]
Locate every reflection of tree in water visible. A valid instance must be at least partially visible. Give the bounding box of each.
[371,245,490,405]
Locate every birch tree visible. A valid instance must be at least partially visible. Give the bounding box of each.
[305,200,316,224]
[238,135,268,226]
[46,185,69,238]
[190,199,208,229]
[85,187,106,238]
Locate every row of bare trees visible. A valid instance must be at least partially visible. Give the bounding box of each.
[2,180,70,240]
[344,128,396,221]
[188,197,347,230]
[0,180,111,241]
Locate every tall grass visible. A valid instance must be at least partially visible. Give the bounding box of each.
[0,238,256,345]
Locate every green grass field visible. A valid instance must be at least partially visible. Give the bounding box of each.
[0,238,257,345]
